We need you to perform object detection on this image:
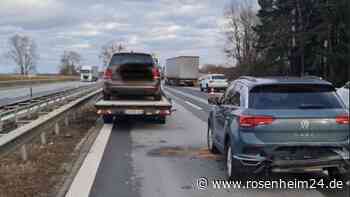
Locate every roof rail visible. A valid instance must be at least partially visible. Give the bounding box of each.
[239,76,257,82]
[302,75,323,80]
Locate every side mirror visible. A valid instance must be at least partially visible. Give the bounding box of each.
[208,93,223,105]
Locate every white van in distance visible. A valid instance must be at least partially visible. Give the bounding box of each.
[80,66,99,82]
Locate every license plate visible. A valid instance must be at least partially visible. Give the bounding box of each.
[125,109,144,115]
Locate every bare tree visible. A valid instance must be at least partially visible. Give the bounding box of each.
[6,34,39,75]
[99,41,126,67]
[59,50,82,75]
[224,1,259,66]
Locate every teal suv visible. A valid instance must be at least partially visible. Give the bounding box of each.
[207,76,350,179]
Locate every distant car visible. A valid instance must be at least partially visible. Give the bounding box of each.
[337,81,349,108]
[207,76,349,179]
[200,74,228,92]
[103,52,161,100]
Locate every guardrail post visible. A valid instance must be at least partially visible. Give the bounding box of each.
[15,107,19,123]
[72,112,76,121]
[65,115,69,126]
[0,118,3,133]
[21,145,28,161]
[40,132,47,145]
[55,122,60,135]
[26,106,32,119]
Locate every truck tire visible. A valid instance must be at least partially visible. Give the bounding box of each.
[103,93,111,101]
[103,114,114,124]
[158,116,166,124]
[154,94,162,101]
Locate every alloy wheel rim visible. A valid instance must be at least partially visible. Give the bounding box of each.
[227,146,232,177]
[208,127,213,150]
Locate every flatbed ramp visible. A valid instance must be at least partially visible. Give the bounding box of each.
[95,95,173,124]
[95,96,171,107]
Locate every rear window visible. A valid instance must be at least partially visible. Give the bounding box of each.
[109,53,154,66]
[212,75,225,80]
[249,84,343,109]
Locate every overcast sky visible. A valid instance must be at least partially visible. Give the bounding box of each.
[0,0,244,73]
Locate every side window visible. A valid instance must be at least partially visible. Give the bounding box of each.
[240,85,248,108]
[345,82,350,89]
[222,85,232,105]
[223,88,240,106]
[230,91,240,106]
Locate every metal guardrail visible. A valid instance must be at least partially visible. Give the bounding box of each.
[0,79,79,88]
[0,85,100,133]
[0,87,102,160]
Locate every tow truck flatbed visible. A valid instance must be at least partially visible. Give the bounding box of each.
[95,95,172,124]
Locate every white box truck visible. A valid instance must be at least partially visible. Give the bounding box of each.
[165,56,199,86]
[80,66,99,82]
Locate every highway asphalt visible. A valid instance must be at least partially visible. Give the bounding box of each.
[0,81,97,106]
[84,86,348,197]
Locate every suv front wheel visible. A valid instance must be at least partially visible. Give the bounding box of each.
[207,126,219,154]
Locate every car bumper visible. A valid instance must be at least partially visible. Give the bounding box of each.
[104,82,160,96]
[232,146,350,174]
[207,84,228,89]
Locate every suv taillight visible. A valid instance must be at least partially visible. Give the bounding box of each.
[336,115,350,124]
[152,67,160,80]
[239,115,275,128]
[104,68,112,80]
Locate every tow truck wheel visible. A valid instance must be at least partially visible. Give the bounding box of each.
[154,94,162,101]
[158,116,166,124]
[103,114,114,124]
[103,93,111,101]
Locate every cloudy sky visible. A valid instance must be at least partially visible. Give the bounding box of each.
[0,0,242,73]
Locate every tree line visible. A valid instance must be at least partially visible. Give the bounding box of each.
[3,34,126,76]
[224,0,349,86]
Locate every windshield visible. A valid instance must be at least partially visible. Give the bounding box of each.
[80,70,91,74]
[110,54,154,66]
[212,75,226,80]
[249,84,343,109]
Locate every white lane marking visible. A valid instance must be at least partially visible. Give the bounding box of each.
[185,101,202,111]
[65,124,113,197]
[184,86,200,91]
[165,87,208,105]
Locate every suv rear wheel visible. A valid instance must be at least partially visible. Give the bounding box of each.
[225,139,243,180]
